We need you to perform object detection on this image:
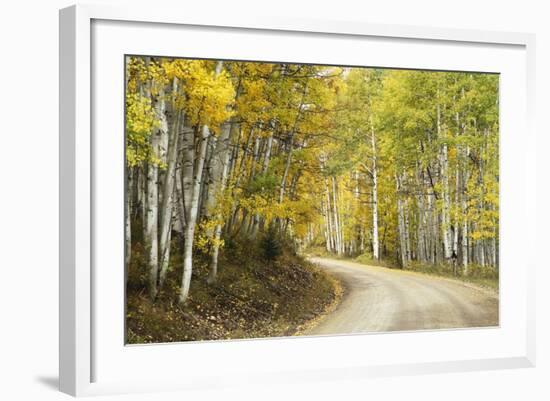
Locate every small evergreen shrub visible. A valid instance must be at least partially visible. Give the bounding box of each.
[261,226,282,260]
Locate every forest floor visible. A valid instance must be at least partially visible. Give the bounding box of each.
[126,239,342,344]
[303,257,499,336]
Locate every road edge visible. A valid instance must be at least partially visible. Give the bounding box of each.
[292,265,345,336]
[314,256,499,301]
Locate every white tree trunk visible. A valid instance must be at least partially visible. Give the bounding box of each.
[179,124,211,304]
[250,133,273,238]
[261,134,273,173]
[322,199,331,252]
[396,173,408,268]
[145,85,167,299]
[125,168,132,272]
[397,197,407,267]
[461,147,470,274]
[145,149,159,298]
[338,181,345,255]
[491,235,497,268]
[331,176,343,255]
[479,240,486,267]
[404,198,411,263]
[279,133,294,204]
[452,169,460,261]
[279,81,307,206]
[158,89,181,287]
[250,135,260,179]
[139,167,147,240]
[438,103,452,261]
[204,123,231,216]
[416,164,427,262]
[207,121,234,284]
[427,190,437,264]
[324,179,335,252]
[370,129,380,260]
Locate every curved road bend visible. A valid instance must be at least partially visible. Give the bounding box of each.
[306,257,499,335]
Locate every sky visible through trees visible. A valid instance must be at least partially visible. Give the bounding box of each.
[125,55,499,316]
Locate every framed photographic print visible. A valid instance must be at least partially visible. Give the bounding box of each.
[59,4,536,396]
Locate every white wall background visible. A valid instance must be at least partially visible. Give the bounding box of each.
[0,0,547,400]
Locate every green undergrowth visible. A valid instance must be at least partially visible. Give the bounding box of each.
[126,236,338,344]
[400,260,499,292]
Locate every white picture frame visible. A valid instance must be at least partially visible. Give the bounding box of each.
[59,4,536,397]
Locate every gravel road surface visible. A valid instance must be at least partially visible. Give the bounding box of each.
[306,257,499,335]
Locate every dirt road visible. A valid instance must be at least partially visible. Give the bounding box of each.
[306,258,499,335]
